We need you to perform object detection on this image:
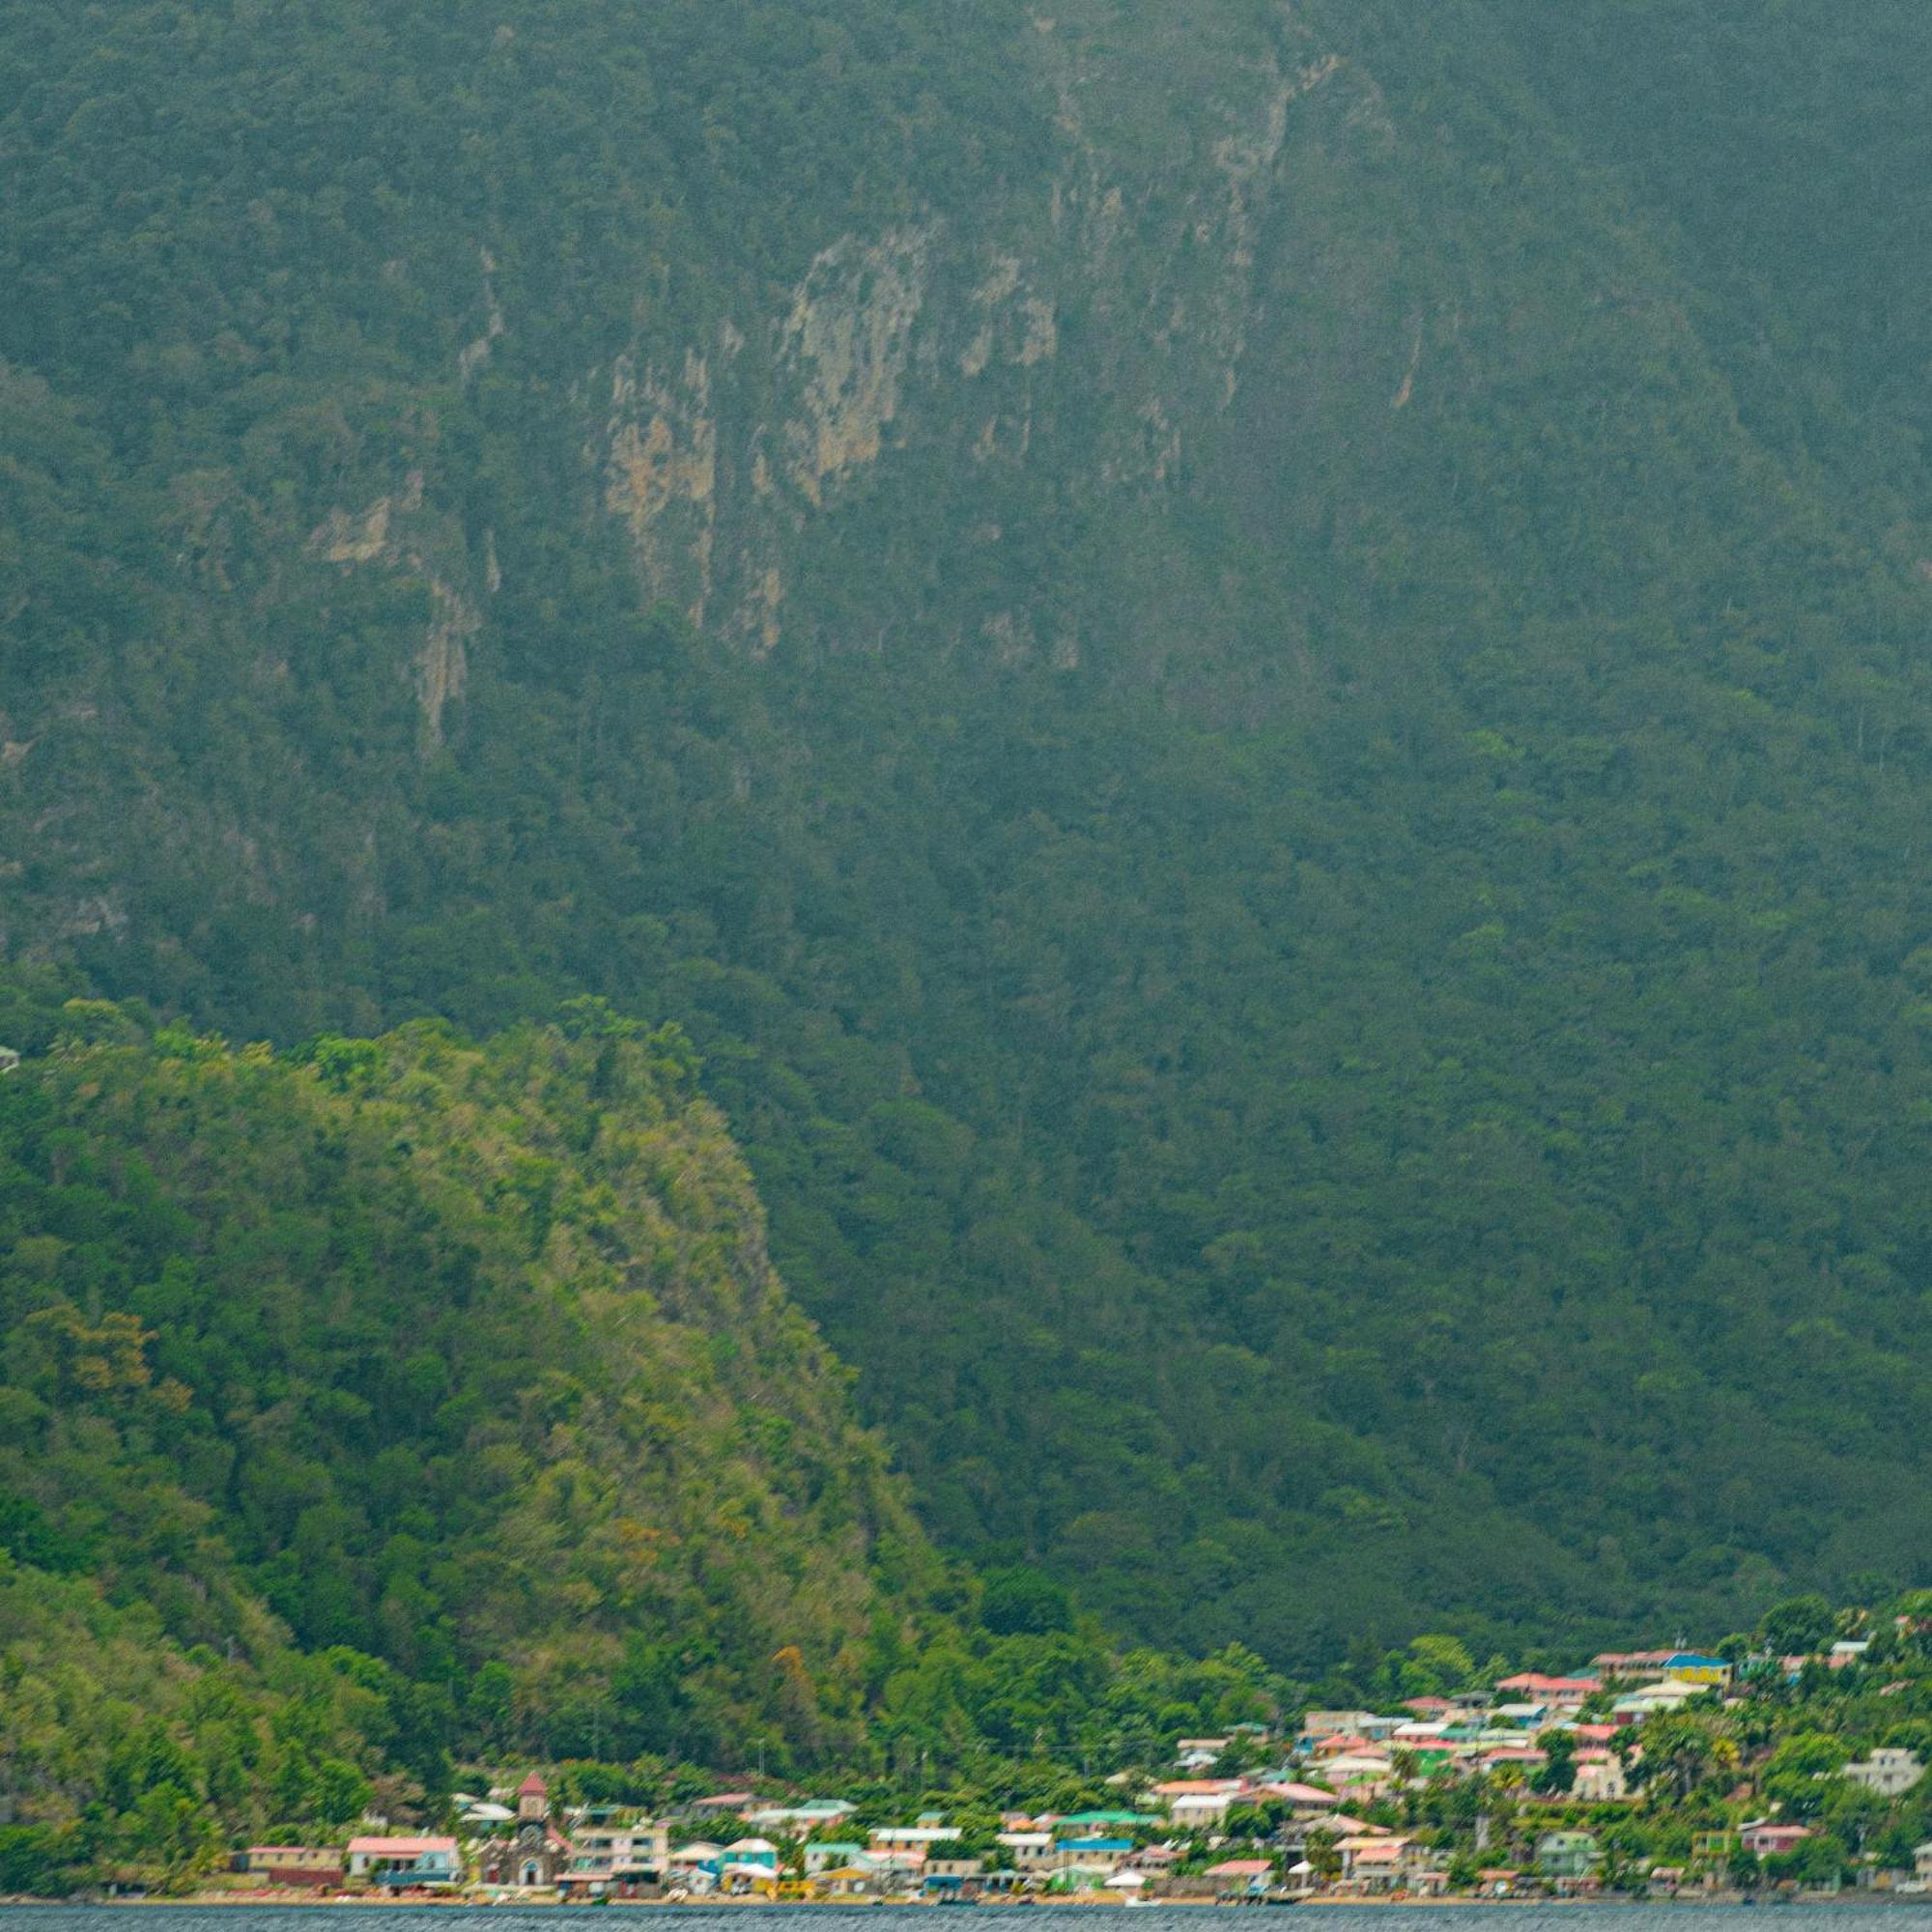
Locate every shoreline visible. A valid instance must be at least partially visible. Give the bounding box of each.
[16,1893,1924,1912]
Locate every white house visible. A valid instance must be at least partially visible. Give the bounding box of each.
[996,1833,1054,1871]
[748,1799,856,1831]
[1571,1750,1628,1802]
[1844,1749,1922,1798]
[558,1820,669,1894]
[870,1825,958,1849]
[1168,1790,1242,1827]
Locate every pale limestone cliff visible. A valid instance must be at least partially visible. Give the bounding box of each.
[779,229,931,503]
[306,471,479,746]
[604,351,718,624]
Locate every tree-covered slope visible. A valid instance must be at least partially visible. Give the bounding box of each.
[2,0,1929,1663]
[0,996,944,1766]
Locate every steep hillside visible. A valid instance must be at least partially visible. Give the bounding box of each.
[2,0,1929,1662]
[0,997,942,1766]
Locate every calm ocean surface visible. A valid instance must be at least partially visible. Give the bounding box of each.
[2,1911,1930,1932]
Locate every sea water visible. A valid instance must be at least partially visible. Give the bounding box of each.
[1,1907,1928,1932]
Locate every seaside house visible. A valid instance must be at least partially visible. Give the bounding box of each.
[813,1864,883,1900]
[347,1835,462,1887]
[1051,1837,1133,1873]
[231,1845,344,1889]
[556,1820,668,1899]
[1536,1832,1601,1881]
[1203,1859,1273,1894]
[995,1832,1054,1871]
[1740,1821,1813,1860]
[1334,1834,1433,1893]
[804,1843,872,1876]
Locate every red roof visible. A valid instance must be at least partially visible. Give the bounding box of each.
[1349,1842,1406,1863]
[1497,1673,1600,1694]
[518,1772,548,1797]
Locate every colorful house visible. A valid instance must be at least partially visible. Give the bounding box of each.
[231,1846,343,1889]
[346,1836,462,1888]
[1536,1833,1601,1880]
[1740,1822,1812,1860]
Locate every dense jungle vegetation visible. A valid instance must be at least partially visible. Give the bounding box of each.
[0,979,1303,1887]
[0,0,1927,1698]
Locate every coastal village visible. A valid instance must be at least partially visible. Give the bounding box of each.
[225,1635,1932,1905]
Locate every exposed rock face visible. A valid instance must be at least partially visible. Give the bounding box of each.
[780,229,931,502]
[307,471,481,746]
[417,578,476,747]
[574,13,1394,661]
[606,351,719,625]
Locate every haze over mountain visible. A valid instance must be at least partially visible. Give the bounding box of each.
[3,0,1929,1682]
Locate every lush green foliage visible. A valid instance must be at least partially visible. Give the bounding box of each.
[0,1555,413,1892]
[1,0,1928,1672]
[0,992,1325,1888]
[0,1000,949,1764]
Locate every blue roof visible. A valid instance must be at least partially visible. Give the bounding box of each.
[1061,1838,1134,1853]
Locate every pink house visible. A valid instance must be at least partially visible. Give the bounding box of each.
[1740,1822,1812,1859]
[1496,1673,1601,1700]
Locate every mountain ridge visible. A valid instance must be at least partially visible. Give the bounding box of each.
[1,0,1928,1664]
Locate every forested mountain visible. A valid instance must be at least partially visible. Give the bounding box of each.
[0,985,1303,1884]
[0,994,943,1763]
[2,0,1928,1670]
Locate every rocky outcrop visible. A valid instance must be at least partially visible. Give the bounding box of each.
[307,470,481,747]
[605,351,719,624]
[780,229,932,503]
